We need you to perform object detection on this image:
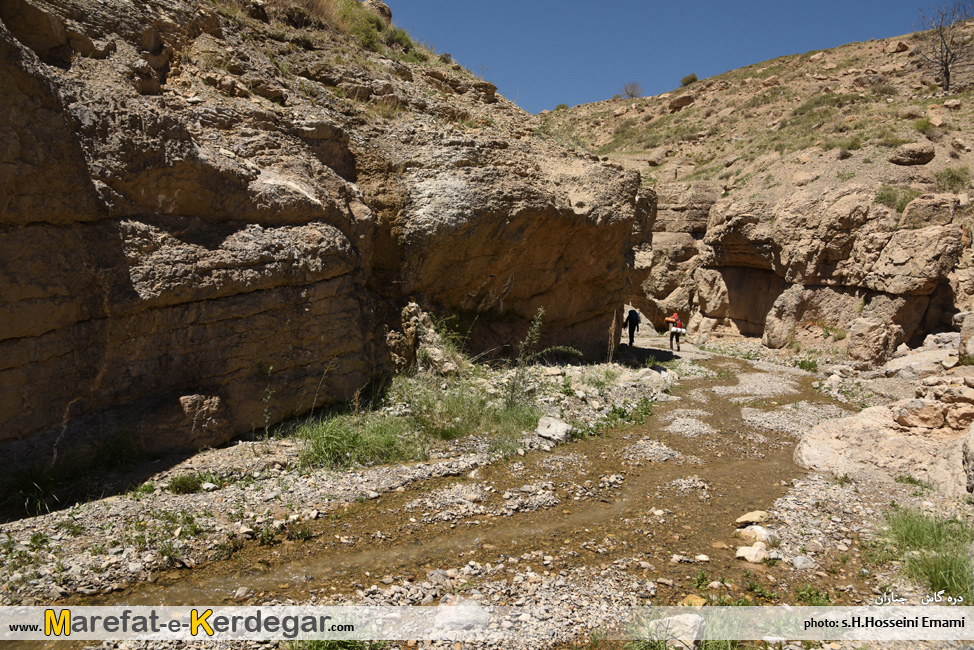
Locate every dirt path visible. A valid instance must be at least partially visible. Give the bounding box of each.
[2,332,945,649]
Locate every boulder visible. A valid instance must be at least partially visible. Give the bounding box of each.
[847,318,891,364]
[668,94,695,112]
[362,0,392,24]
[735,545,769,563]
[535,417,573,442]
[735,511,768,526]
[795,406,968,495]
[901,194,959,227]
[964,423,974,493]
[889,142,936,166]
[961,313,974,361]
[892,399,946,429]
[739,525,778,544]
[882,348,950,380]
[947,403,974,430]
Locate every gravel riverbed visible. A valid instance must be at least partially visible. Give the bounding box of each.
[4,332,972,650]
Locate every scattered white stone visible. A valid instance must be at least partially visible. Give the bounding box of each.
[792,556,817,570]
[735,511,768,526]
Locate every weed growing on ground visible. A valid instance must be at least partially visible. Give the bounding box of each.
[873,506,974,602]
[895,475,932,490]
[796,358,818,372]
[936,166,971,192]
[167,474,203,495]
[875,184,922,215]
[795,584,832,605]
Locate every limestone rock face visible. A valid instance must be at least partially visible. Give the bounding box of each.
[631,182,715,328]
[798,374,974,495]
[964,423,974,493]
[680,186,963,363]
[795,405,968,495]
[392,153,646,358]
[0,0,649,463]
[960,313,974,361]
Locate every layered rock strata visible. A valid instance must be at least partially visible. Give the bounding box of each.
[0,0,651,463]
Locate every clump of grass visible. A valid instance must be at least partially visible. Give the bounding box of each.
[791,93,861,117]
[297,411,423,469]
[167,474,203,495]
[795,584,831,605]
[877,507,974,602]
[796,359,818,373]
[505,308,581,409]
[681,73,698,87]
[265,0,418,57]
[296,371,544,470]
[895,474,933,490]
[913,117,936,136]
[875,184,923,213]
[936,166,971,192]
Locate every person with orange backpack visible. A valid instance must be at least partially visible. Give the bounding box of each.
[665,312,684,351]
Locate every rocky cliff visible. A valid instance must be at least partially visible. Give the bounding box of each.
[545,28,974,365]
[0,0,652,464]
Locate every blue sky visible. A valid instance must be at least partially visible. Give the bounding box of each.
[392,0,930,114]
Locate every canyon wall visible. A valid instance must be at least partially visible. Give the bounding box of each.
[0,0,652,465]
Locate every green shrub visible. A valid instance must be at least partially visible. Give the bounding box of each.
[895,474,932,489]
[167,474,203,495]
[797,359,818,372]
[936,166,971,192]
[872,83,898,97]
[555,103,569,111]
[681,73,698,86]
[383,26,413,52]
[914,117,936,135]
[795,584,831,605]
[875,184,922,213]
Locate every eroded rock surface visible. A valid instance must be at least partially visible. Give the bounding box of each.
[0,0,651,463]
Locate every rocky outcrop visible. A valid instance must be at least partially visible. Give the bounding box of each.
[796,372,974,496]
[0,0,650,464]
[677,185,965,363]
[631,181,715,327]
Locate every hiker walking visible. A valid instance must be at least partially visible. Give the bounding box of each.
[665,311,684,351]
[623,309,640,347]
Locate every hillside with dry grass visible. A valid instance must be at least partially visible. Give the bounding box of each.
[539,23,974,366]
[540,27,974,190]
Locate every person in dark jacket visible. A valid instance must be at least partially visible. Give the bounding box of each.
[623,309,640,346]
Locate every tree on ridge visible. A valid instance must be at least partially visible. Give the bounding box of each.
[916,1,974,91]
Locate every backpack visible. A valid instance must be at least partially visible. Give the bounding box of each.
[628,309,640,325]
